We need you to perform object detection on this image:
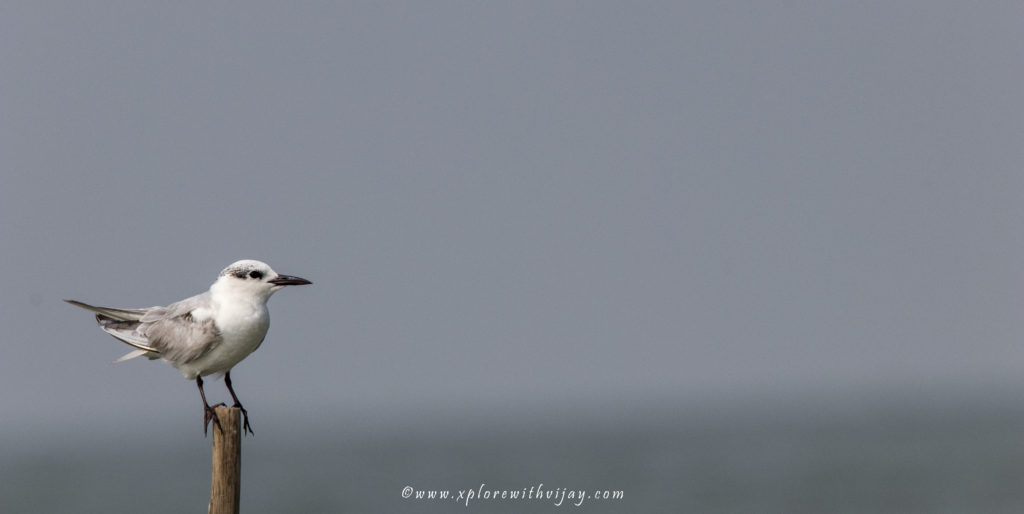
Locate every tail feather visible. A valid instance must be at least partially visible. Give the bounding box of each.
[113,349,156,363]
[64,300,149,321]
[100,324,158,353]
[66,299,160,354]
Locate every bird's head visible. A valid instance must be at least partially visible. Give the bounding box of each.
[213,259,312,301]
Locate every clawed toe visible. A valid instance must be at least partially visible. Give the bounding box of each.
[234,404,254,436]
[203,402,227,436]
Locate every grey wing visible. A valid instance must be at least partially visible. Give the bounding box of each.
[139,291,212,322]
[142,313,222,365]
[90,291,221,363]
[138,293,219,363]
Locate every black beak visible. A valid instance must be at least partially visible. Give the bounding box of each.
[268,274,312,286]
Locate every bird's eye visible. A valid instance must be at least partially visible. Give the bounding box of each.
[249,271,263,280]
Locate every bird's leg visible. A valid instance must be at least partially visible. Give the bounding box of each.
[196,376,225,436]
[224,371,254,436]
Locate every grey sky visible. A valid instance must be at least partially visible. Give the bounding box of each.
[2,2,1022,435]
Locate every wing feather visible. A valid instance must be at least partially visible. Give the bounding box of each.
[143,314,222,364]
[67,294,221,365]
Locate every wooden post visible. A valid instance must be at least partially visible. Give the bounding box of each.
[209,406,242,514]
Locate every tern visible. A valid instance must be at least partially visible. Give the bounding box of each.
[65,259,312,436]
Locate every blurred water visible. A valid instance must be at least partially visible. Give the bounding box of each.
[4,389,1023,513]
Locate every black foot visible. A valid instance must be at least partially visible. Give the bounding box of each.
[204,402,227,436]
[234,403,254,436]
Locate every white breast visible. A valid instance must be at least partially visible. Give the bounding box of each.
[175,299,270,378]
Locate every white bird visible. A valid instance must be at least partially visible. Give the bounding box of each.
[66,259,312,436]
